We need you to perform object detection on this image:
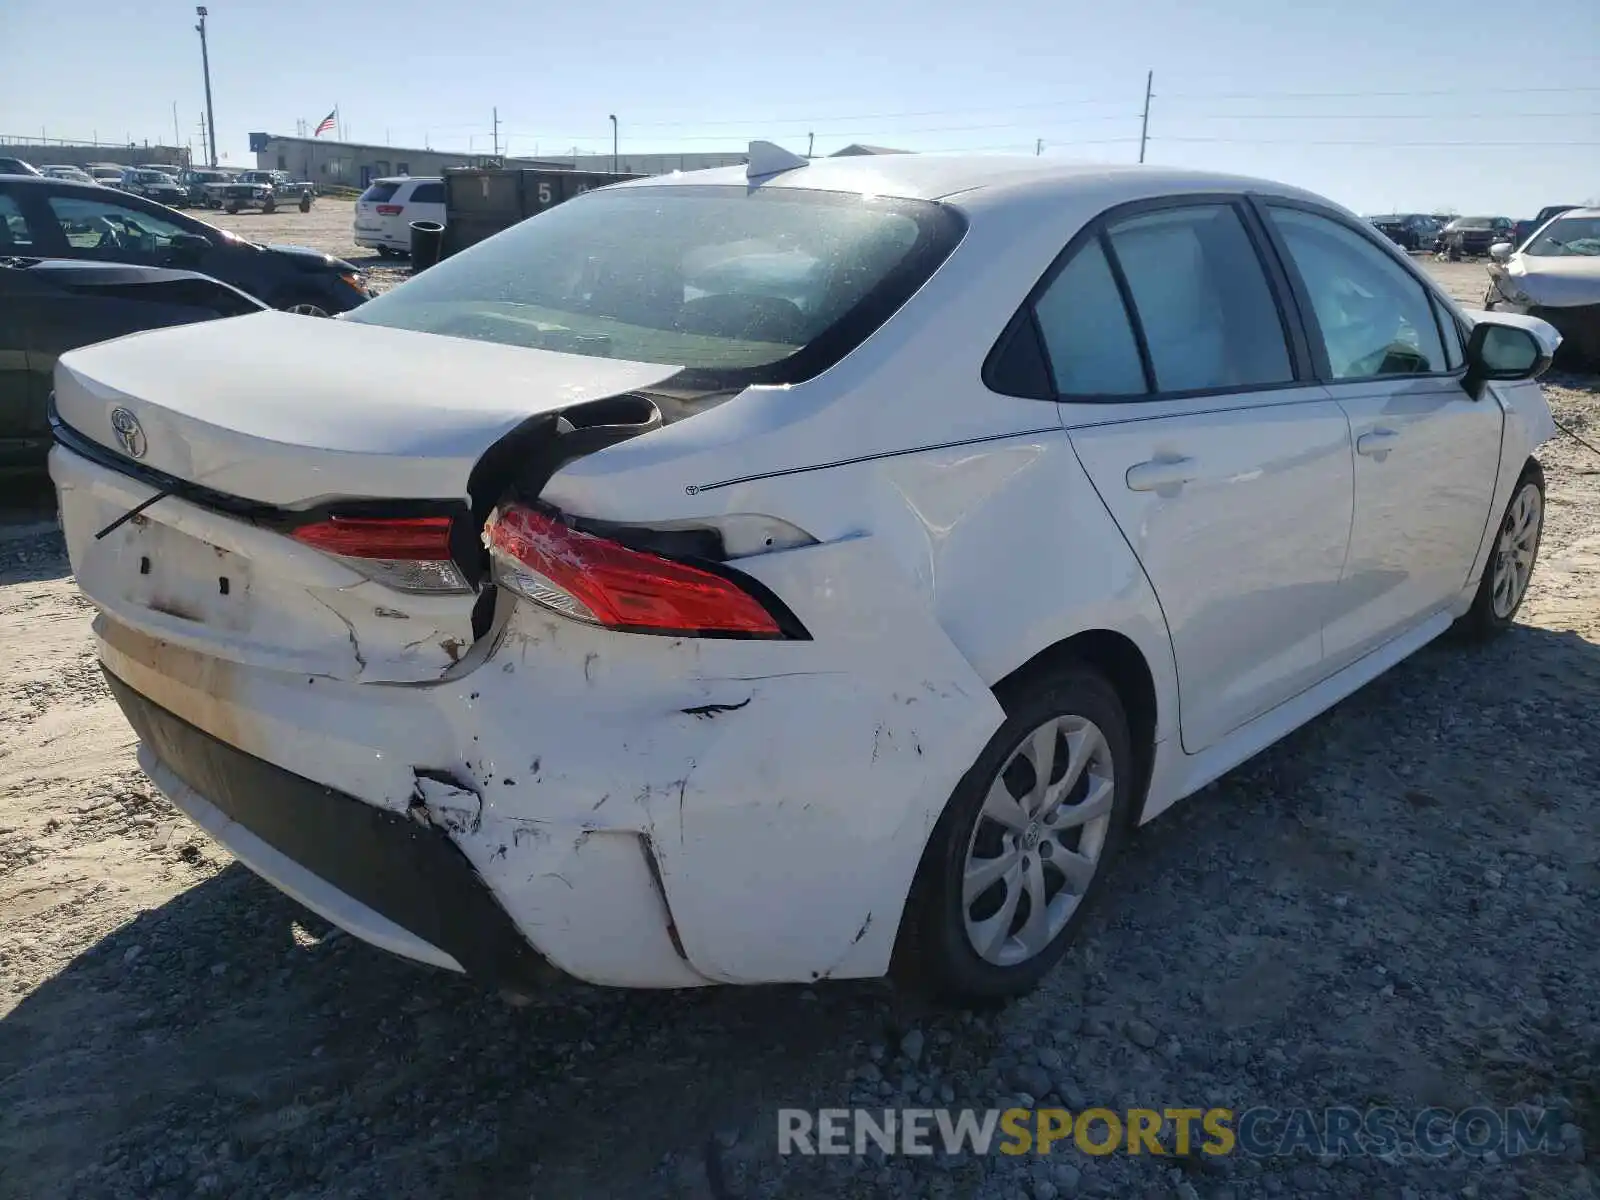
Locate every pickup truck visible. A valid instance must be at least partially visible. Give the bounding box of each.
[1511,206,1580,248]
[208,170,314,214]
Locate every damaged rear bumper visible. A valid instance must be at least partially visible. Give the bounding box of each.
[105,669,558,991]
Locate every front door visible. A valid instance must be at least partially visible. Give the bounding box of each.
[1026,199,1355,753]
[1260,205,1505,668]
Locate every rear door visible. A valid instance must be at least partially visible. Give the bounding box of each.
[1259,203,1503,669]
[355,180,401,243]
[1019,196,1354,754]
[404,179,446,225]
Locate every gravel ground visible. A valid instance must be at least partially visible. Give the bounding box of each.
[1,235,1598,1200]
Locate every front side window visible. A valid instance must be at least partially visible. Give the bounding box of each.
[1106,204,1294,393]
[1525,216,1600,257]
[1031,238,1146,396]
[348,185,963,383]
[46,195,192,258]
[1266,207,1448,380]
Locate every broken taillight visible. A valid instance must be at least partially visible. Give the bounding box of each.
[290,515,471,594]
[483,503,793,638]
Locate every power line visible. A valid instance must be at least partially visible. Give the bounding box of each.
[1158,85,1600,100]
[1155,136,1600,147]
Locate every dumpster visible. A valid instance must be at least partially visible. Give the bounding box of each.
[440,167,644,259]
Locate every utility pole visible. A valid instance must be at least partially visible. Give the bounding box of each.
[1036,138,1043,157]
[195,8,218,166]
[172,102,181,151]
[807,131,814,158]
[609,114,618,173]
[1138,69,1153,164]
[492,108,500,158]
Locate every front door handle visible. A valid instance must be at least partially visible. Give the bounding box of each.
[1126,455,1197,493]
[1357,429,1400,458]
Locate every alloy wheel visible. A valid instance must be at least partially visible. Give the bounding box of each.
[285,303,330,318]
[1491,481,1541,619]
[962,714,1116,967]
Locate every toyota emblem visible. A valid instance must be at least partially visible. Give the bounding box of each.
[110,407,147,460]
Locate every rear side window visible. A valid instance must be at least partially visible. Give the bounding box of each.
[1106,205,1294,393]
[407,182,444,205]
[0,194,34,250]
[1266,207,1448,380]
[360,182,401,203]
[1032,238,1146,395]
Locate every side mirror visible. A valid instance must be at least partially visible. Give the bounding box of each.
[1488,242,1513,262]
[1463,319,1552,397]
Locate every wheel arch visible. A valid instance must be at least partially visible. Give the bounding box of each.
[990,628,1159,830]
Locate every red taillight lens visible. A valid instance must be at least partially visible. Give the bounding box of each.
[483,504,786,637]
[292,516,453,558]
[291,516,469,594]
[375,203,403,215]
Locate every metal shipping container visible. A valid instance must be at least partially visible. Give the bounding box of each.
[441,167,644,258]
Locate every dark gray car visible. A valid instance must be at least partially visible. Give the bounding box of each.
[0,259,266,475]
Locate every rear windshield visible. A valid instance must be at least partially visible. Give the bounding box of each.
[360,182,401,203]
[1526,216,1600,257]
[346,184,965,385]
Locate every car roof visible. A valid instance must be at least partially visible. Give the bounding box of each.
[608,153,1329,207]
[4,257,220,285]
[1547,206,1600,219]
[374,176,441,185]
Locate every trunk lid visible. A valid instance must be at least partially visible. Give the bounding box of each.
[52,311,685,685]
[53,310,683,505]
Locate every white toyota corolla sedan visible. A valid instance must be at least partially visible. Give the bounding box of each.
[49,145,1560,1001]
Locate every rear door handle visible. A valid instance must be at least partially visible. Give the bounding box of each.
[1357,429,1400,458]
[1125,456,1197,493]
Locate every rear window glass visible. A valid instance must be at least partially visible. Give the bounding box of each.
[347,184,966,385]
[407,182,444,205]
[361,182,401,203]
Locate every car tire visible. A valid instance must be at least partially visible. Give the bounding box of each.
[376,246,397,259]
[225,202,239,214]
[282,297,332,318]
[896,662,1136,1002]
[299,196,312,213]
[1458,460,1544,640]
[262,199,276,215]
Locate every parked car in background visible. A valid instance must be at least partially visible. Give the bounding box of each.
[86,165,126,186]
[1437,216,1514,259]
[1369,213,1440,252]
[0,176,371,316]
[1512,205,1581,248]
[0,158,42,177]
[211,170,314,214]
[118,168,188,208]
[45,151,1561,1002]
[1486,207,1600,366]
[180,168,236,208]
[353,176,445,256]
[1,258,264,474]
[41,165,98,185]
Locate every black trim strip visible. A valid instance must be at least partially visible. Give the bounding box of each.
[104,669,557,991]
[684,425,1064,495]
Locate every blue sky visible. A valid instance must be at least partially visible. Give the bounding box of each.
[2,0,1596,214]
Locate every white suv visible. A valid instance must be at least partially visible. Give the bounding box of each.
[353,176,445,256]
[51,151,1560,1002]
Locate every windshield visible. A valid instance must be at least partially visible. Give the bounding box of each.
[1525,217,1600,257]
[347,184,966,384]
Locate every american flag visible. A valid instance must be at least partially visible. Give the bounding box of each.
[314,109,337,137]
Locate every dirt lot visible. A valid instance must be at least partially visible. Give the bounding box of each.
[2,217,1599,1200]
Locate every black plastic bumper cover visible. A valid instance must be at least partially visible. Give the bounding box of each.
[104,669,555,991]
